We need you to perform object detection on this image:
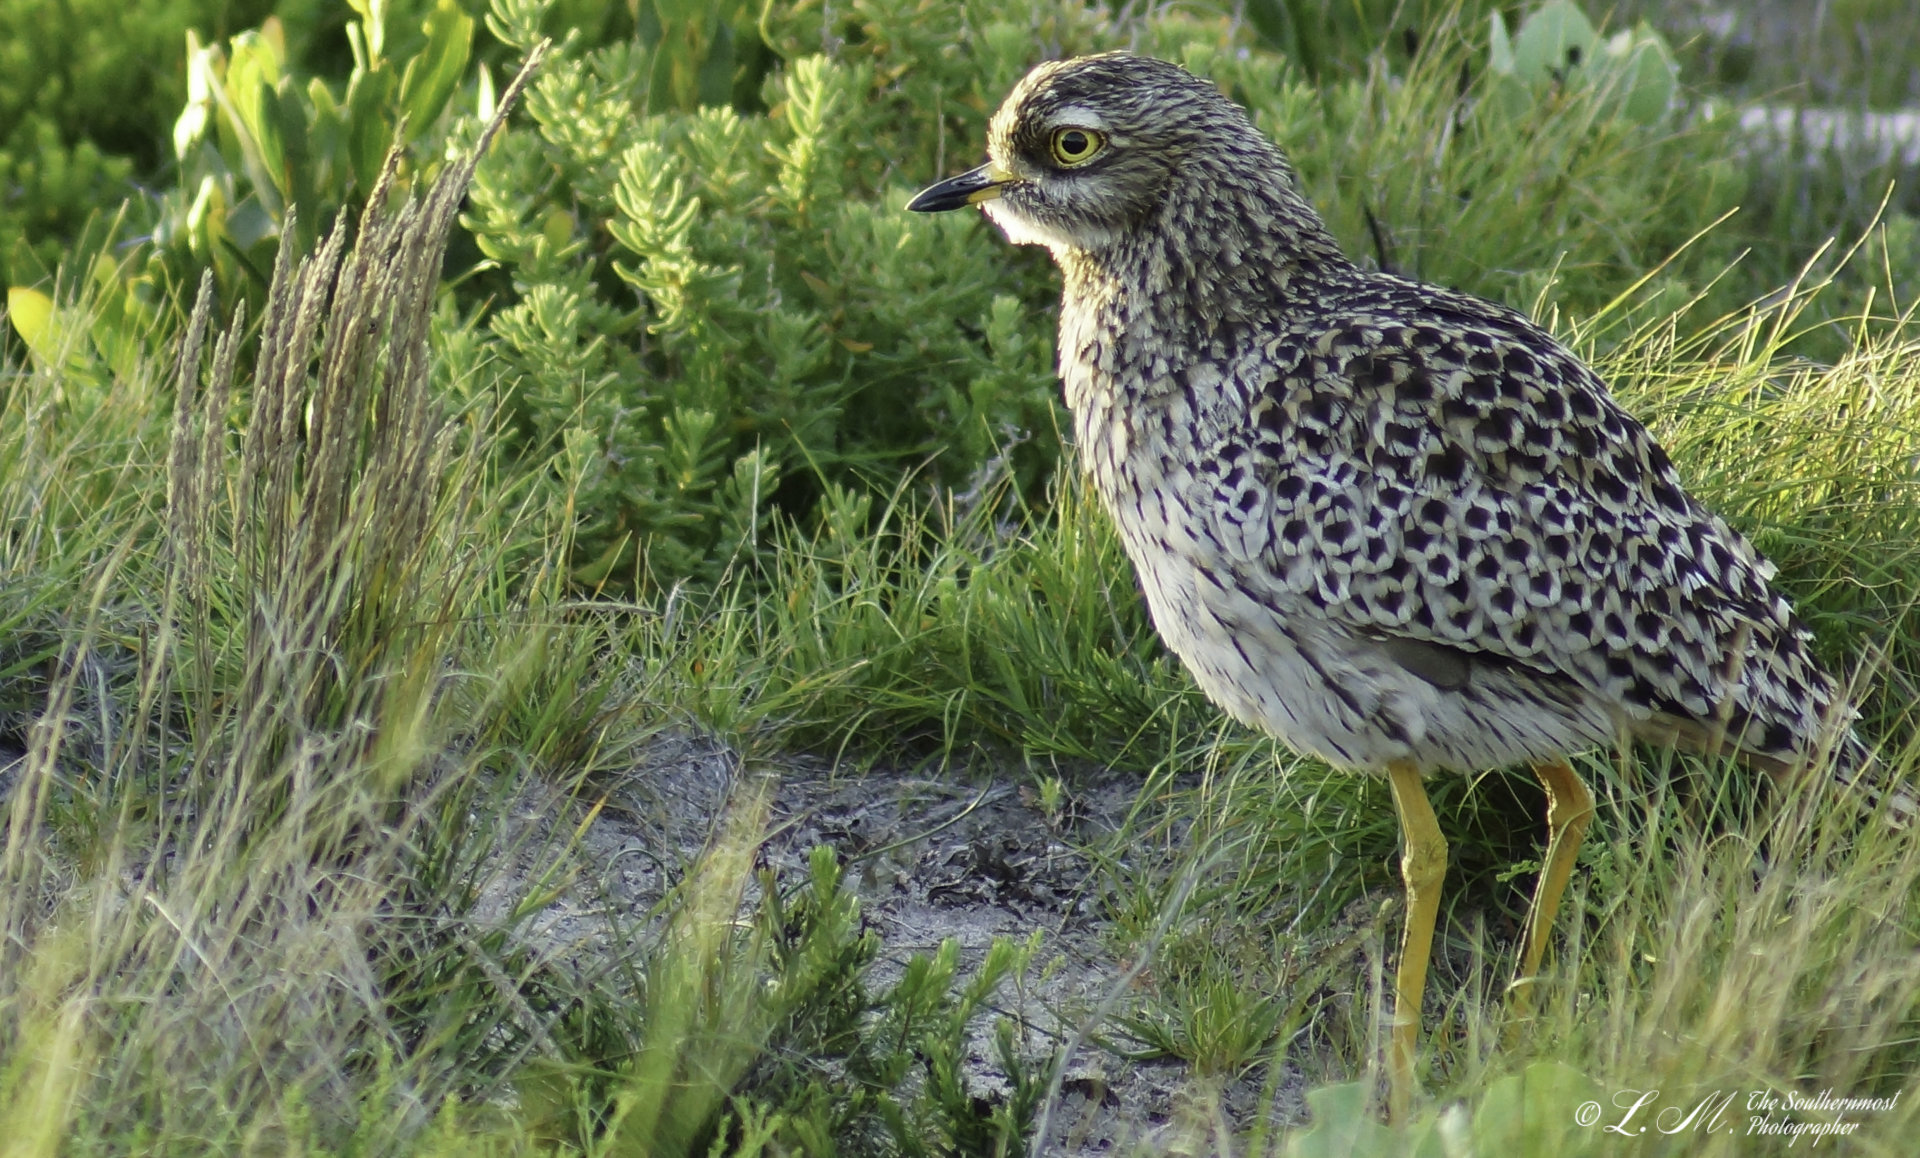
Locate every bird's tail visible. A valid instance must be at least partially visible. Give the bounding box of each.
[1822,727,1916,829]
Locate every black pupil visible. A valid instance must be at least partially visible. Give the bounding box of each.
[1060,131,1088,157]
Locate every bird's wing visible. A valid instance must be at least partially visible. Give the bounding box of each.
[1196,281,1830,760]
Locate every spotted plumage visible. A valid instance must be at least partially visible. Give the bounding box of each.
[910,50,1907,1117]
[916,51,1863,785]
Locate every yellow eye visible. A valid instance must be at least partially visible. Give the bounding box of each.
[1049,126,1105,167]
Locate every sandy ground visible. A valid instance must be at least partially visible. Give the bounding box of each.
[474,732,1322,1153]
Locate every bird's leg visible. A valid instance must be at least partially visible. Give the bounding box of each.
[1385,759,1446,1123]
[1507,757,1595,1022]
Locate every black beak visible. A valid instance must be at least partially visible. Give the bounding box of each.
[906,163,1010,213]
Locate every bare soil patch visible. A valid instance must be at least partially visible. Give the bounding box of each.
[479,733,1318,1152]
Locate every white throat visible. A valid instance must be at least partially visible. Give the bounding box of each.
[981,199,1120,258]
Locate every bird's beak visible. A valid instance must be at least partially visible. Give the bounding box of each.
[906,163,1013,212]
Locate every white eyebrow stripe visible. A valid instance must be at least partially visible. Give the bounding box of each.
[1048,106,1110,131]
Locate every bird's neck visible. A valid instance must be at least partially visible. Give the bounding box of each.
[1051,177,1354,502]
[1061,176,1351,344]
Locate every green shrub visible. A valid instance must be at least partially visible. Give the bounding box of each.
[456,0,1125,585]
[527,841,1052,1156]
[458,0,1756,587]
[0,0,279,287]
[8,0,1787,589]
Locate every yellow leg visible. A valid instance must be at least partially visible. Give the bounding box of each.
[1385,759,1447,1123]
[1508,758,1595,1019]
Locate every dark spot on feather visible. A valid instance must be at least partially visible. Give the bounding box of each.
[1603,611,1629,643]
[1476,412,1516,446]
[1508,449,1548,475]
[1425,443,1469,482]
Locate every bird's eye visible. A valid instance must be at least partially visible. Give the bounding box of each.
[1049,127,1105,167]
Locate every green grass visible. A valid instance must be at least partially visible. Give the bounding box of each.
[6,216,1919,1152]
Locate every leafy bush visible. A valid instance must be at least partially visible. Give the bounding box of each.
[456,0,1757,586]
[5,0,1793,588]
[0,0,279,286]
[462,0,1105,583]
[153,0,478,305]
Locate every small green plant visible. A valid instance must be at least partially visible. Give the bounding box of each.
[0,0,272,287]
[158,0,476,300]
[460,0,1109,585]
[1280,1062,1602,1158]
[1486,0,1679,126]
[537,840,1054,1156]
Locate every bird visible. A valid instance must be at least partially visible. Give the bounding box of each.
[908,51,1898,1119]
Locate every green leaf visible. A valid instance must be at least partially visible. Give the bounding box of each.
[86,255,148,383]
[1510,0,1601,86]
[1283,1081,1394,1158]
[398,0,474,142]
[345,64,398,193]
[1470,1062,1604,1152]
[227,30,289,202]
[306,76,348,180]
[175,32,218,160]
[272,81,316,239]
[346,0,387,60]
[5,285,115,384]
[697,19,734,109]
[1488,11,1516,76]
[6,286,58,362]
[1283,1079,1449,1158]
[227,197,279,252]
[1609,23,1678,125]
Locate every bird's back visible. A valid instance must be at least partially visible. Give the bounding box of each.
[1068,248,1845,777]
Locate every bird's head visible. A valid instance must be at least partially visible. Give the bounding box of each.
[908,53,1310,260]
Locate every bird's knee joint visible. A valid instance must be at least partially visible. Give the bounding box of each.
[1547,797,1596,834]
[1400,840,1448,888]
